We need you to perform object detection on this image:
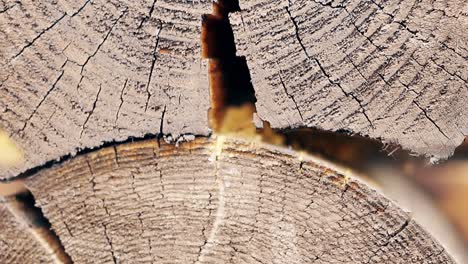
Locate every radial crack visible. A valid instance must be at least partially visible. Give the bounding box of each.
[20,71,65,133]
[12,13,67,60]
[159,105,167,135]
[138,0,158,29]
[80,9,127,76]
[368,0,418,35]
[80,84,102,138]
[144,22,163,112]
[0,1,21,14]
[430,58,467,84]
[413,100,450,140]
[70,0,92,17]
[115,78,128,126]
[285,5,373,127]
[278,70,304,121]
[102,223,117,264]
[388,219,410,239]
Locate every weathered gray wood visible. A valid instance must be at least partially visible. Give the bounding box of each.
[24,137,454,263]
[230,0,467,159]
[0,1,463,262]
[0,0,467,180]
[0,0,211,179]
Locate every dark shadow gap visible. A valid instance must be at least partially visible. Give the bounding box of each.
[4,0,465,183]
[452,136,468,160]
[5,189,73,263]
[199,0,430,172]
[277,127,425,171]
[201,0,257,133]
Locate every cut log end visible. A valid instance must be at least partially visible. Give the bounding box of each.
[1,0,466,180]
[0,0,465,262]
[0,137,454,263]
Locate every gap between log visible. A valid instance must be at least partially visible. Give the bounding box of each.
[5,0,463,184]
[2,185,72,264]
[199,0,430,172]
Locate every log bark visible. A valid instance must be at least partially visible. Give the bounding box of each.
[15,137,456,263]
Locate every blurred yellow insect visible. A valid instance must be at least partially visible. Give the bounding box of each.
[0,129,22,167]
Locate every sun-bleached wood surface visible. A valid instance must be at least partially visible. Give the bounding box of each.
[0,0,467,180]
[0,1,464,261]
[0,0,211,179]
[0,0,468,178]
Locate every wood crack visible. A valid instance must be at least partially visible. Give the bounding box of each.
[80,84,102,138]
[413,100,450,140]
[285,5,373,127]
[115,78,128,126]
[12,13,67,60]
[87,158,116,263]
[368,0,418,35]
[102,223,117,264]
[130,171,142,201]
[387,219,410,240]
[19,70,65,133]
[440,42,466,60]
[0,1,21,14]
[158,170,165,198]
[78,9,127,91]
[429,58,467,84]
[345,54,368,82]
[399,80,420,96]
[113,145,120,167]
[159,105,166,135]
[70,0,92,17]
[138,0,158,29]
[80,9,127,74]
[144,22,163,112]
[365,218,411,263]
[277,69,304,121]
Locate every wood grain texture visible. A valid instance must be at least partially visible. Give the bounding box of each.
[230,0,467,159]
[0,201,52,263]
[0,0,211,179]
[1,0,467,180]
[24,137,454,263]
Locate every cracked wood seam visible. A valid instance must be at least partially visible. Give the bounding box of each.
[19,137,455,263]
[0,0,466,180]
